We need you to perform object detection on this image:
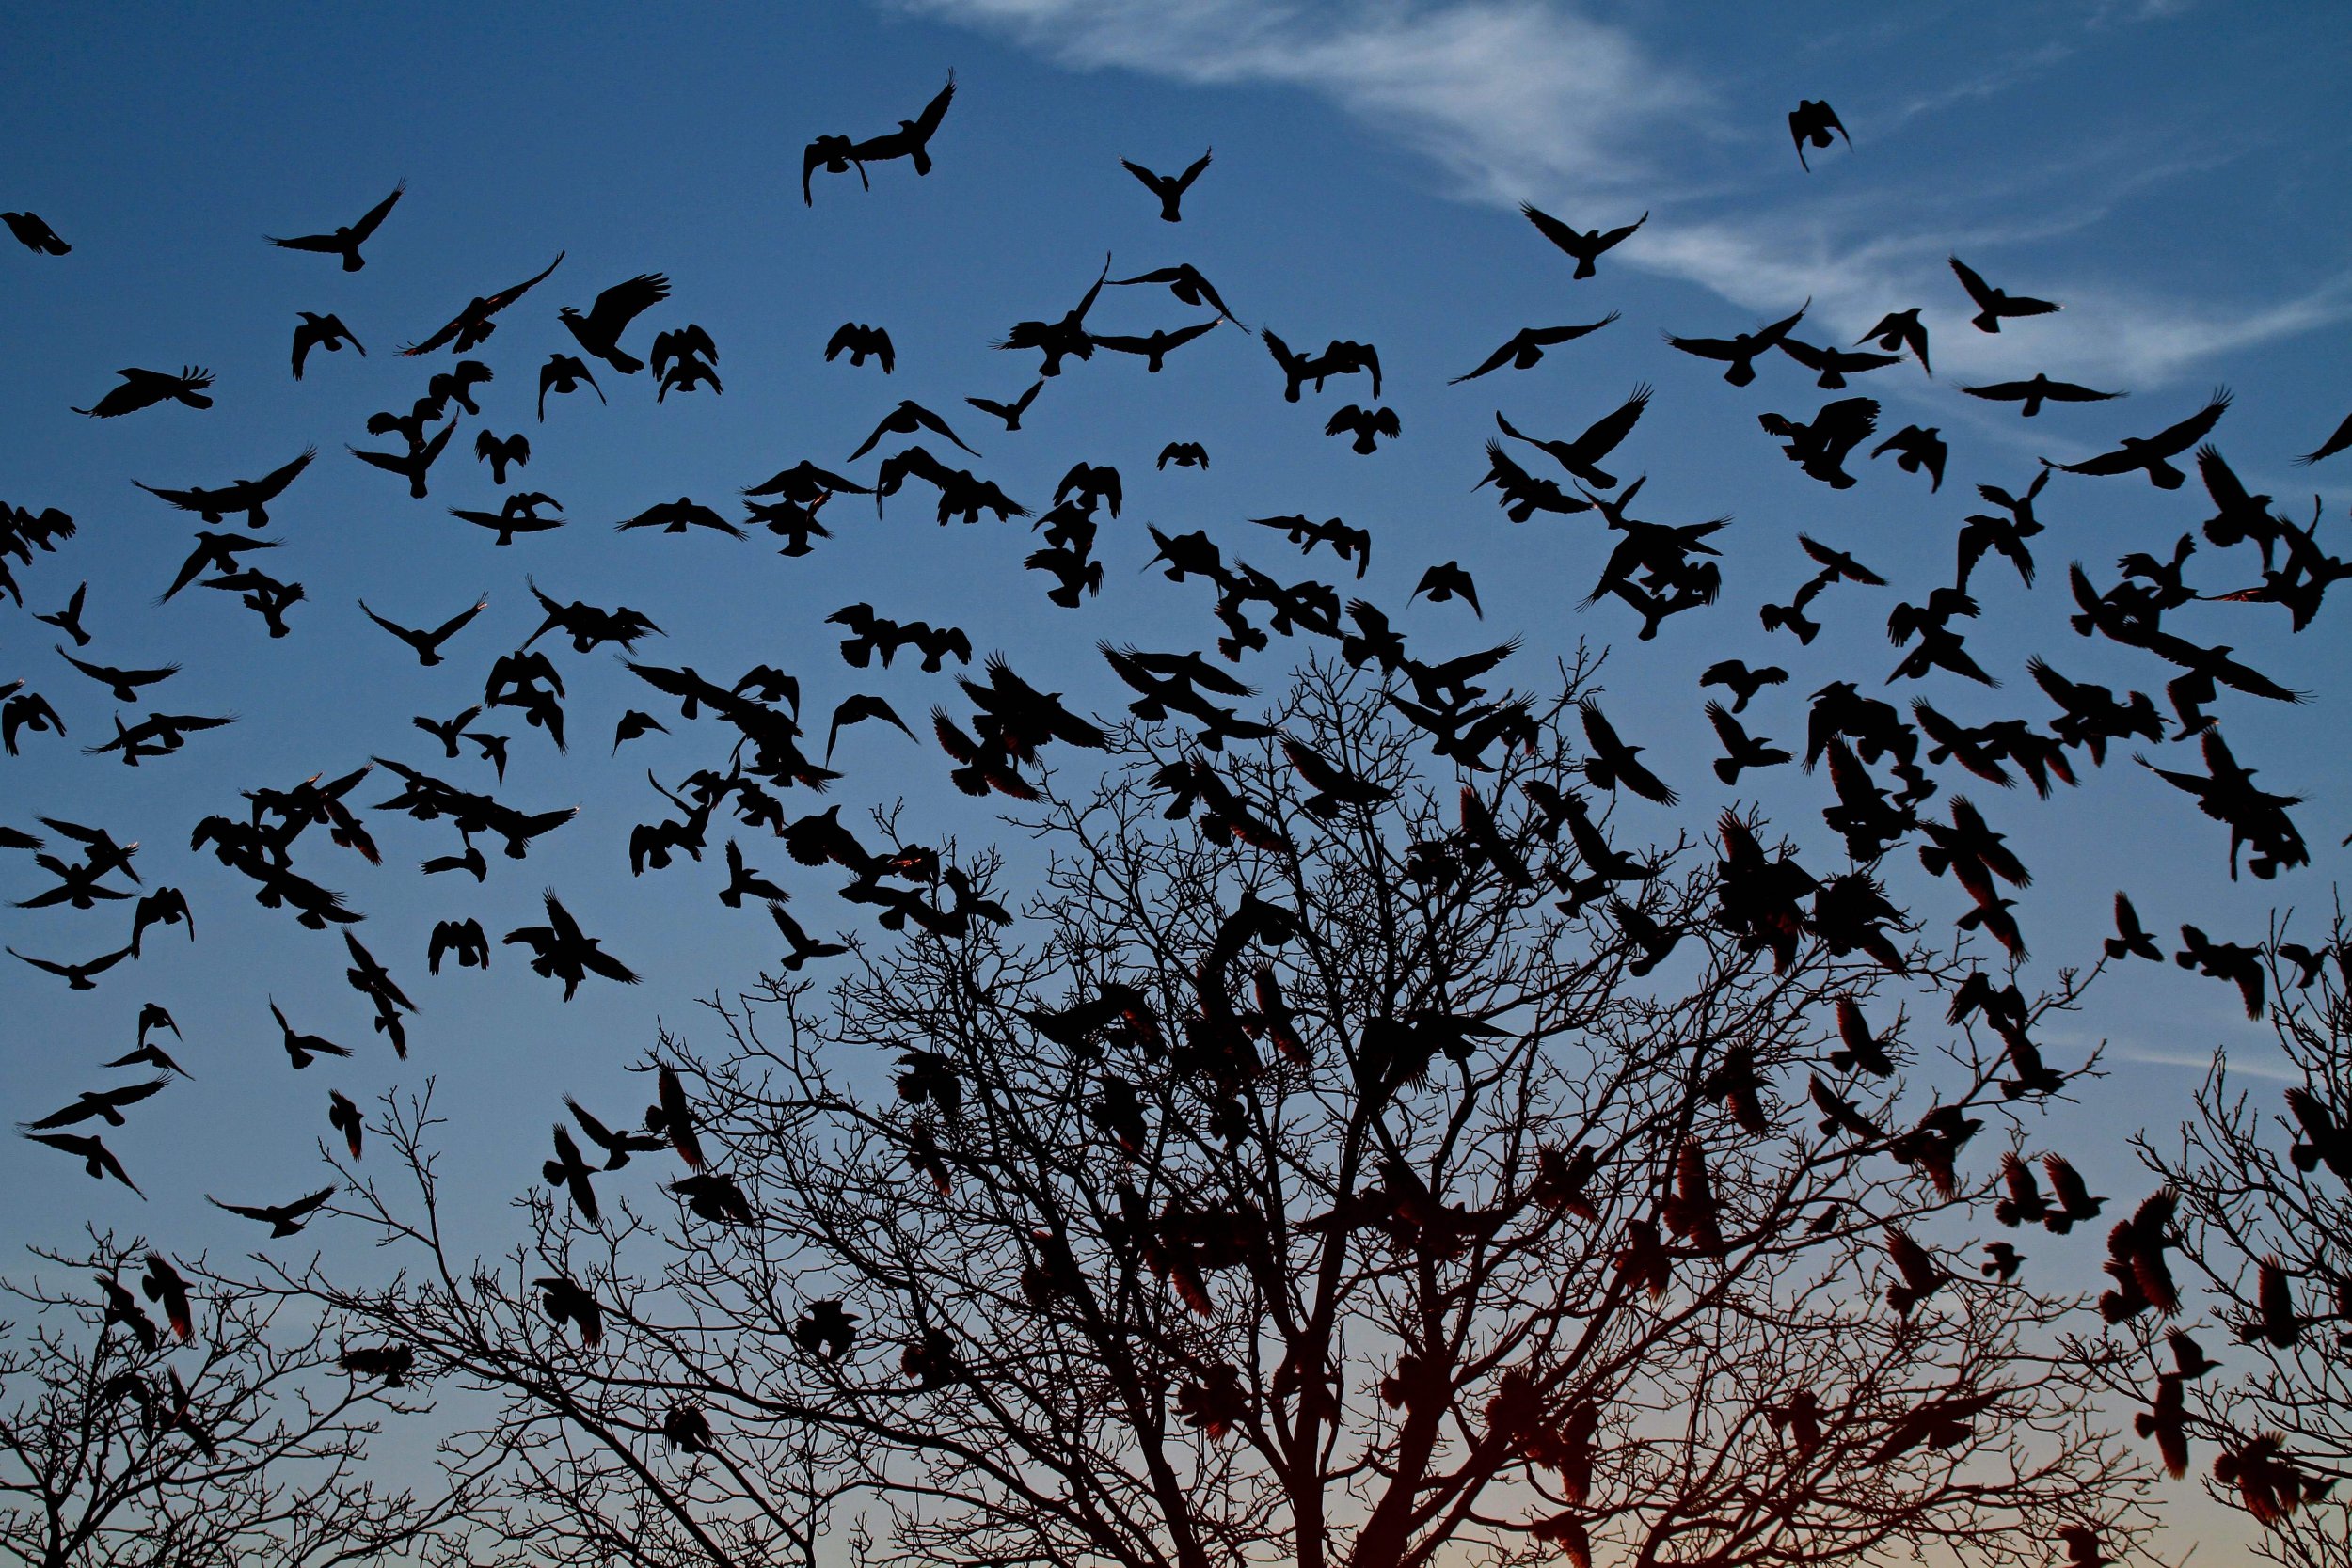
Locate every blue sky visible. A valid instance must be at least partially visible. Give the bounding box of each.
[3,0,2348,1546]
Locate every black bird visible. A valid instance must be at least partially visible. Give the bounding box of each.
[451,491,565,546]
[4,211,71,254]
[2044,388,2232,490]
[1856,307,1931,374]
[269,998,350,1069]
[617,497,744,539]
[1708,702,1791,785]
[537,354,605,420]
[1449,314,1618,383]
[56,646,178,704]
[268,182,405,270]
[158,531,278,603]
[1580,700,1677,804]
[719,839,793,907]
[612,709,667,752]
[357,594,486,666]
[348,418,457,499]
[290,313,364,380]
[849,399,978,461]
[402,251,564,355]
[328,1090,364,1159]
[1520,205,1646,277]
[2,688,65,755]
[1665,303,1809,387]
[1326,404,1399,454]
[544,1125,601,1223]
[1949,256,2059,332]
[825,322,896,372]
[26,1132,141,1194]
[1700,659,1787,714]
[504,890,640,1001]
[2104,893,2164,961]
[1962,373,2122,418]
[1759,396,1877,488]
[426,917,489,974]
[75,367,215,419]
[209,1186,334,1237]
[770,901,849,971]
[650,328,720,400]
[806,71,956,204]
[1955,469,2050,590]
[1493,386,1649,488]
[565,1096,665,1168]
[128,886,194,956]
[966,379,1043,431]
[1093,318,1221,373]
[1776,334,1902,390]
[558,272,669,374]
[1123,147,1213,221]
[1107,262,1242,324]
[1788,100,1850,169]
[476,430,530,484]
[9,942,135,990]
[22,1076,170,1131]
[1412,562,1482,617]
[1158,441,1209,470]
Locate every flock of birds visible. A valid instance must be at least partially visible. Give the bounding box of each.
[6,78,2352,1529]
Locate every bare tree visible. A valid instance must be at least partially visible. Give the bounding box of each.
[289,659,2149,1568]
[2083,913,2352,1568]
[0,1233,480,1568]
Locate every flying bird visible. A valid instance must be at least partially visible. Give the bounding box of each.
[1520,205,1646,277]
[558,272,669,374]
[209,1186,334,1237]
[402,251,564,355]
[1449,315,1619,383]
[826,322,896,373]
[267,182,405,270]
[537,354,605,420]
[290,312,364,379]
[2045,388,2232,490]
[4,211,71,254]
[1122,147,1213,221]
[1788,100,1850,170]
[74,366,216,419]
[1856,307,1930,374]
[1961,373,2122,418]
[1949,255,2059,332]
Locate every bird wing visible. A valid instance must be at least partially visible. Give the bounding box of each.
[588,272,669,337]
[1571,384,1652,459]
[348,181,406,243]
[1947,256,1995,309]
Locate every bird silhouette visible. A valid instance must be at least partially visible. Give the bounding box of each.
[4,211,72,254]
[1788,100,1850,169]
[209,1185,334,1237]
[1856,307,1931,374]
[290,313,363,379]
[1949,255,2059,332]
[268,182,404,270]
[1123,147,1213,221]
[1665,302,1808,387]
[825,321,896,372]
[559,272,669,374]
[1520,205,1646,277]
[74,367,215,418]
[403,251,564,355]
[537,354,605,420]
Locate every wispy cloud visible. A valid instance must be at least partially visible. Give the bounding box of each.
[895,0,1704,202]
[903,0,2351,385]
